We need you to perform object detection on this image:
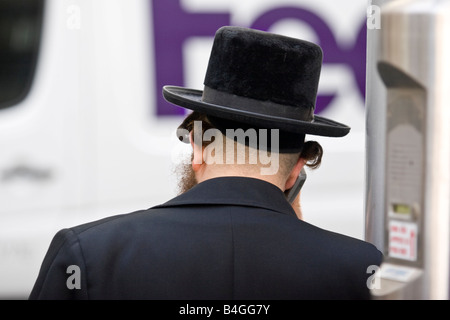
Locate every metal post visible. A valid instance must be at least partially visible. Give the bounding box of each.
[365,0,450,299]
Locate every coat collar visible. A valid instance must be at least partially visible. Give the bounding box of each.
[152,176,297,217]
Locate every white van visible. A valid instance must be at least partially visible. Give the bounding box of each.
[0,0,368,298]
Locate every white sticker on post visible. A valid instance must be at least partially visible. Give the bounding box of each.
[379,263,422,283]
[388,220,418,261]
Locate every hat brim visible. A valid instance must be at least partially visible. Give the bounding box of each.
[163,86,350,137]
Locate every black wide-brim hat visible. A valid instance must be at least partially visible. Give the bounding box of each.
[163,26,350,139]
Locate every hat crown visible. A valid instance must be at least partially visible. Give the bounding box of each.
[203,26,323,116]
[162,26,350,138]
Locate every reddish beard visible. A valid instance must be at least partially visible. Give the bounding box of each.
[175,152,198,195]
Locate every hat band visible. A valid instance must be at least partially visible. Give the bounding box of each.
[202,86,314,122]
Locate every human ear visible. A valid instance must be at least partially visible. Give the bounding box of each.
[284,157,306,191]
[190,131,204,172]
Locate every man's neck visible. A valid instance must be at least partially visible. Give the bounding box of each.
[196,164,286,192]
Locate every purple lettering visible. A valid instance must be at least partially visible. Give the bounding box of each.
[151,1,367,117]
[151,0,230,116]
[251,7,367,113]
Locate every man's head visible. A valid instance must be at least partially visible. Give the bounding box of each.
[175,111,323,195]
[163,26,349,195]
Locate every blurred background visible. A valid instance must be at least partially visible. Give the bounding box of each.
[0,0,369,298]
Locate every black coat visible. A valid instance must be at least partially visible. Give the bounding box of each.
[29,177,383,300]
